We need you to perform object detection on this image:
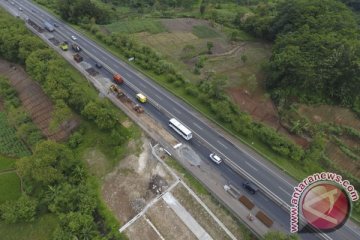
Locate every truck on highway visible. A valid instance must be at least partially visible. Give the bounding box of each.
[44,21,54,32]
[136,93,147,103]
[60,41,68,51]
[113,74,124,84]
[72,43,81,52]
[73,54,83,63]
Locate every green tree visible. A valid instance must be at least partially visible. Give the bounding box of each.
[18,36,45,63]
[16,141,76,186]
[54,212,97,240]
[241,54,247,63]
[0,195,38,224]
[207,41,214,54]
[46,183,97,215]
[200,0,207,15]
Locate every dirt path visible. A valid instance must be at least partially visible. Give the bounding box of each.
[0,169,16,175]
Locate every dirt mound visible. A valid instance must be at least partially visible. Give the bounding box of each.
[0,59,79,141]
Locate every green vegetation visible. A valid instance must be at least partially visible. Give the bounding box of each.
[0,156,15,171]
[264,231,299,240]
[105,19,166,34]
[243,0,360,113]
[0,195,37,224]
[0,113,31,158]
[35,0,112,24]
[0,77,43,149]
[0,214,58,240]
[0,9,132,239]
[0,173,21,204]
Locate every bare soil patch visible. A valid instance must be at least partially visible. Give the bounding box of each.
[124,217,161,240]
[326,142,360,178]
[0,59,79,141]
[161,18,211,33]
[147,199,197,240]
[101,137,174,223]
[299,104,360,130]
[83,148,108,177]
[228,88,309,147]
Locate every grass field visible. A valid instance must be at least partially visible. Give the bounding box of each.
[192,25,222,38]
[74,118,140,177]
[105,19,166,34]
[0,113,31,158]
[0,214,58,240]
[0,155,15,171]
[0,172,21,204]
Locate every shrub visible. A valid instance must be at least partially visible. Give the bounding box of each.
[0,195,38,224]
[185,86,198,97]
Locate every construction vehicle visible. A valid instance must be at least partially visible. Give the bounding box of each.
[113,74,124,84]
[136,93,147,103]
[72,43,81,52]
[73,54,83,63]
[60,41,68,51]
[110,84,124,98]
[133,104,144,113]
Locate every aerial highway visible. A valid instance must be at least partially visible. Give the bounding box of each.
[2,1,360,239]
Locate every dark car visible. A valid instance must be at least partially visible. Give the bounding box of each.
[95,62,102,69]
[53,22,59,27]
[242,181,259,194]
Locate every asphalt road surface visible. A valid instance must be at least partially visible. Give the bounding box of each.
[2,1,360,239]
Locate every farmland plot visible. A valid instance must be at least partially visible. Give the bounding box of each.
[0,112,30,157]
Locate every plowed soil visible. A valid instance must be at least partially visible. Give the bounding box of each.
[0,59,79,141]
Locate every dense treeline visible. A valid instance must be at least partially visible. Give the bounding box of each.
[57,0,111,24]
[0,10,125,239]
[35,0,112,24]
[242,0,360,114]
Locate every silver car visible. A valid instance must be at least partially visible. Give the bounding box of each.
[209,153,222,164]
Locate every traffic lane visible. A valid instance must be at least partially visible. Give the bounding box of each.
[217,163,292,229]
[186,139,292,231]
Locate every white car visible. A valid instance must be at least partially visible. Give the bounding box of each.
[71,35,77,41]
[209,153,222,164]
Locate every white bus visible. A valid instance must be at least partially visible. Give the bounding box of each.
[169,118,192,140]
